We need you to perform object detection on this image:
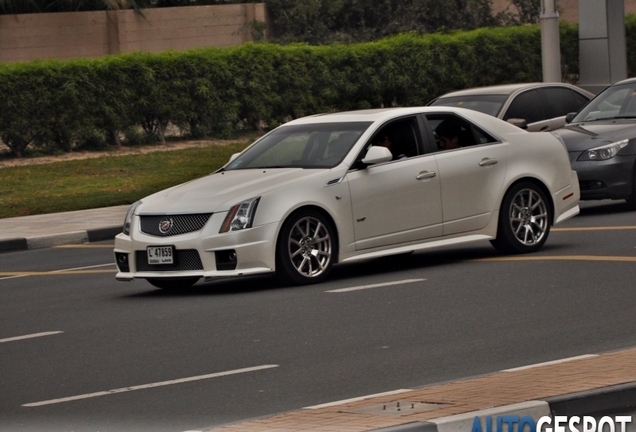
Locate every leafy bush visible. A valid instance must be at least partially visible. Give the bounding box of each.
[1,20,635,158]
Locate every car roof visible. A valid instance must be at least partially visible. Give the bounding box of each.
[435,82,591,98]
[613,77,636,86]
[284,106,482,125]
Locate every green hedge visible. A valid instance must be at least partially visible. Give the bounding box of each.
[0,21,630,158]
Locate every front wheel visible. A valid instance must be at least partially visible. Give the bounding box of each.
[491,182,551,254]
[276,209,336,285]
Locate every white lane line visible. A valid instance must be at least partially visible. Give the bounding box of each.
[50,263,116,273]
[0,331,64,343]
[304,389,412,409]
[325,279,425,293]
[502,354,598,372]
[23,364,279,407]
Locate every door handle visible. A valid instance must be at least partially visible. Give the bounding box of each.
[416,171,437,180]
[478,158,498,167]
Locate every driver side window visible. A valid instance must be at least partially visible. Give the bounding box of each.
[368,116,421,161]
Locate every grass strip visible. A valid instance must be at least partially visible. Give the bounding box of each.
[0,142,249,219]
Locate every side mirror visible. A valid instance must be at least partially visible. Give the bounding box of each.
[362,146,393,165]
[565,112,577,123]
[506,118,528,130]
[228,153,241,163]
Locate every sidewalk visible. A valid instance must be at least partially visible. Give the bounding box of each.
[1,206,635,430]
[207,348,636,432]
[0,205,128,252]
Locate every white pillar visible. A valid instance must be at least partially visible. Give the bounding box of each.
[540,0,562,82]
[579,0,627,94]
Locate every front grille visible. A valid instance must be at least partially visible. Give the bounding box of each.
[135,249,203,272]
[140,213,212,237]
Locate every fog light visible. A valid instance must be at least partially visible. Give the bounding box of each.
[115,252,130,272]
[215,249,237,271]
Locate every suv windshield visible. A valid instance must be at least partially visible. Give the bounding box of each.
[225,122,371,170]
[429,95,508,117]
[573,83,636,122]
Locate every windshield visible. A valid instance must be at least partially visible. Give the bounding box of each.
[429,95,508,117]
[225,122,371,170]
[572,83,636,122]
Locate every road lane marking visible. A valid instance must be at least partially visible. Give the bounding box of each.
[23,364,280,407]
[553,226,636,232]
[472,255,636,263]
[0,263,116,279]
[55,245,114,249]
[0,331,64,343]
[303,389,411,409]
[502,354,598,372]
[325,279,426,293]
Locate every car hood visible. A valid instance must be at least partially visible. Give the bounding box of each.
[557,121,636,151]
[138,168,330,214]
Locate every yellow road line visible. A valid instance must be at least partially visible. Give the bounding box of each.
[473,255,636,263]
[553,226,636,232]
[0,270,117,277]
[54,244,114,248]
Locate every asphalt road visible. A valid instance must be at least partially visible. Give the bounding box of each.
[1,200,635,432]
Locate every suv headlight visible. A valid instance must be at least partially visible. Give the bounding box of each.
[122,201,142,235]
[578,139,629,161]
[220,197,260,233]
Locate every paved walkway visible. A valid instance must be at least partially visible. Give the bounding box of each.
[208,348,636,431]
[1,206,635,430]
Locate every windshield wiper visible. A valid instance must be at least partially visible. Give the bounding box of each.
[611,116,636,119]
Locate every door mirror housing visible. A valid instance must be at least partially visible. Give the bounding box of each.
[362,146,393,165]
[506,118,528,130]
[565,112,577,123]
[228,153,241,163]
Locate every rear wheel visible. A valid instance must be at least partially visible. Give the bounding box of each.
[491,182,551,254]
[276,209,336,285]
[147,277,199,290]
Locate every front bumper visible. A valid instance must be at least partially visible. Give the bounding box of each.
[114,212,278,282]
[570,153,635,200]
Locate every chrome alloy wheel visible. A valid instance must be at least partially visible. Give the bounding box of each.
[508,188,549,246]
[287,216,333,278]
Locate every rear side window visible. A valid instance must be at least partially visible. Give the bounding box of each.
[541,88,590,119]
[504,90,544,124]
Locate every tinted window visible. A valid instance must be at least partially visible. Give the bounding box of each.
[504,90,544,124]
[226,122,371,170]
[541,87,590,119]
[426,114,497,152]
[430,95,508,117]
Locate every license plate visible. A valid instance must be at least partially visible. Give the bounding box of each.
[147,246,174,265]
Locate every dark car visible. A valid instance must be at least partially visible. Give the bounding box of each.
[428,83,593,132]
[556,78,636,207]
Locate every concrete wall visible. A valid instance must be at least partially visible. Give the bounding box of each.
[0,3,268,63]
[492,0,636,22]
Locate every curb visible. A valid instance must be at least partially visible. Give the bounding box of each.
[370,383,636,432]
[371,401,550,432]
[0,226,121,253]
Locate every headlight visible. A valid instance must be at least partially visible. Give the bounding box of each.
[577,139,629,161]
[219,197,260,233]
[122,201,142,235]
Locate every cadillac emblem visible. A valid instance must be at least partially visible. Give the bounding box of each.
[158,217,174,234]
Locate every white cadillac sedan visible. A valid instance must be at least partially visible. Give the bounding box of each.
[114,107,580,289]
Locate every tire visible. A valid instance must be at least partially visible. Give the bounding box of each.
[276,209,336,285]
[491,182,551,254]
[146,277,199,290]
